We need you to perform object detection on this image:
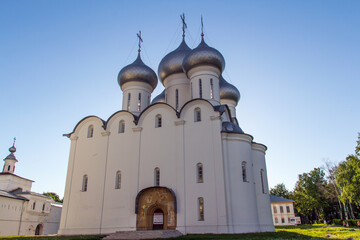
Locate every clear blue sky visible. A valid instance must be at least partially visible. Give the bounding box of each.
[1,0,359,198]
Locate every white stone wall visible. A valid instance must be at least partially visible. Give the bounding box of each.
[0,197,23,236]
[59,99,273,235]
[0,175,33,192]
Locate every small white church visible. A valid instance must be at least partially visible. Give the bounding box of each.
[58,17,274,235]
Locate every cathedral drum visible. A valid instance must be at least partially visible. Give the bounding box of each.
[135,187,177,230]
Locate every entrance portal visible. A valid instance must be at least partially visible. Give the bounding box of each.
[152,209,164,230]
[135,186,177,230]
[35,224,43,235]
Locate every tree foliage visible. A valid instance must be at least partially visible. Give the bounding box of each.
[270,183,291,199]
[43,192,63,203]
[335,133,360,207]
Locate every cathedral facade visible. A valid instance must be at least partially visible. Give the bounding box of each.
[58,21,274,235]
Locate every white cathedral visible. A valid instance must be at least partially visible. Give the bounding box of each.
[58,19,274,235]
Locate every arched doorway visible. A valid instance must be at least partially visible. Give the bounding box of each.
[152,208,164,230]
[35,224,43,235]
[135,187,177,230]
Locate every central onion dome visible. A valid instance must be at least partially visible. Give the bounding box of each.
[219,76,240,103]
[158,39,191,84]
[117,53,158,91]
[182,37,225,76]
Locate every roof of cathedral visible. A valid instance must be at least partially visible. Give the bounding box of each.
[219,76,240,103]
[182,37,225,76]
[221,121,244,134]
[158,39,191,83]
[151,89,165,104]
[117,53,158,90]
[270,195,294,203]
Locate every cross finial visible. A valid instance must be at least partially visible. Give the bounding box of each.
[180,13,187,40]
[201,15,204,39]
[13,137,16,147]
[137,31,143,53]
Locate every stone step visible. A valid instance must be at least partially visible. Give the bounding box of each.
[103,230,183,240]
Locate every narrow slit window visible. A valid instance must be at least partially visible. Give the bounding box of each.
[191,82,193,98]
[197,163,203,183]
[175,89,179,110]
[199,79,202,98]
[42,204,45,211]
[115,171,121,189]
[138,93,141,111]
[32,202,36,210]
[154,167,160,186]
[127,93,131,111]
[87,125,94,138]
[148,95,150,105]
[119,120,125,133]
[194,108,201,122]
[82,175,88,192]
[155,114,162,128]
[210,78,214,99]
[261,169,265,194]
[7,165,10,171]
[242,161,247,182]
[198,197,204,221]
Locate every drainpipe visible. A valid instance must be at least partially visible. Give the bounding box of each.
[18,201,25,235]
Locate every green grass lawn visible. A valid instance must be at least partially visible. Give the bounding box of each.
[0,225,359,240]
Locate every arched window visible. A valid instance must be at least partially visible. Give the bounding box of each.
[138,93,141,111]
[210,78,214,99]
[155,114,162,128]
[115,171,121,189]
[7,165,10,171]
[260,169,265,193]
[194,107,201,122]
[82,175,88,192]
[154,167,160,186]
[197,163,203,183]
[175,89,179,110]
[199,79,202,98]
[127,93,131,111]
[198,197,204,221]
[242,161,247,182]
[119,120,125,133]
[87,125,94,138]
[42,203,45,211]
[32,201,36,210]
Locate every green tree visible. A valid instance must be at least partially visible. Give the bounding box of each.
[292,168,329,223]
[335,134,360,216]
[270,183,291,199]
[43,192,63,203]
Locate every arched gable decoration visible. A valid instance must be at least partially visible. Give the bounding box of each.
[63,100,235,138]
[135,186,177,214]
[63,115,106,138]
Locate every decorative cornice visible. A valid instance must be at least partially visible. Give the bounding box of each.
[132,127,143,132]
[210,115,221,121]
[70,136,78,141]
[101,131,111,136]
[174,120,185,126]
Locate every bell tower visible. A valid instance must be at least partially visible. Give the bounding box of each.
[3,138,18,174]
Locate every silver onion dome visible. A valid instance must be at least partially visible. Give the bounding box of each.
[118,53,158,90]
[151,90,165,104]
[4,144,17,161]
[219,76,240,103]
[182,38,225,76]
[158,39,191,84]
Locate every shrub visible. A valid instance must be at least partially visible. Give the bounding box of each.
[332,219,360,227]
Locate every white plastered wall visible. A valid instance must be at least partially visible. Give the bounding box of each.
[58,117,108,235]
[252,143,274,232]
[163,73,190,111]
